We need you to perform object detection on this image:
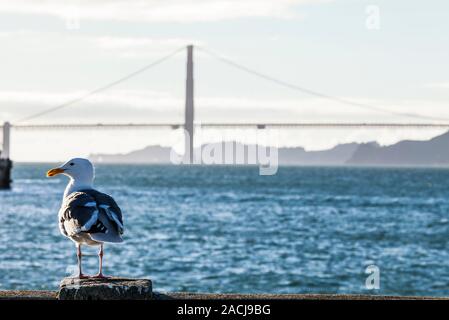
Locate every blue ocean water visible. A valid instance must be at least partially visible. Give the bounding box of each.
[1,164,449,296]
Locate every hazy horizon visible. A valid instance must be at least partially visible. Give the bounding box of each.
[12,128,449,166]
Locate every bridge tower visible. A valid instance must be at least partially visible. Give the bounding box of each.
[184,45,194,164]
[1,122,10,160]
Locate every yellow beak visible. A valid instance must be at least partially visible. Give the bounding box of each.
[46,168,65,177]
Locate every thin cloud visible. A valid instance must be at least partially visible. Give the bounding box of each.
[0,30,197,58]
[0,0,323,23]
[424,82,449,89]
[0,90,182,110]
[2,89,448,124]
[93,36,202,57]
[94,37,198,50]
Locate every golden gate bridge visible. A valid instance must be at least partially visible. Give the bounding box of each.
[1,45,448,187]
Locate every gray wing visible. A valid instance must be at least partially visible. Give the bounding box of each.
[86,190,124,243]
[89,209,123,243]
[88,190,124,235]
[59,191,124,243]
[58,192,100,237]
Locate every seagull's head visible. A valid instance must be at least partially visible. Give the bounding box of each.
[47,158,95,183]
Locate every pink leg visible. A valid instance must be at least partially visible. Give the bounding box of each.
[76,244,88,279]
[93,244,108,278]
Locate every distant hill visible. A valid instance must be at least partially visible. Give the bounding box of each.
[347,131,449,166]
[90,142,358,165]
[89,131,449,166]
[90,145,173,164]
[278,143,358,165]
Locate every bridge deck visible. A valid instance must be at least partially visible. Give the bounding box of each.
[3,123,449,130]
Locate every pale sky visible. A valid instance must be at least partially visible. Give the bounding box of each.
[0,0,448,161]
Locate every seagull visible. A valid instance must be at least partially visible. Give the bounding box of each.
[47,158,124,279]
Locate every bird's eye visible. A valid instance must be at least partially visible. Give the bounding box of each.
[69,163,74,166]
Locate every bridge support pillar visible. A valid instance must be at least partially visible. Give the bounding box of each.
[1,121,11,160]
[0,121,12,189]
[184,45,194,164]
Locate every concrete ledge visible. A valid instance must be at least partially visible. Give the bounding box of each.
[58,277,152,300]
[153,292,447,300]
[0,290,56,300]
[1,290,447,300]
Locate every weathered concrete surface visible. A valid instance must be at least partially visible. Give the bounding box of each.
[1,290,448,300]
[0,290,56,300]
[153,292,447,300]
[58,277,152,300]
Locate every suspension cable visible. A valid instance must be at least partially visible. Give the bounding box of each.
[197,46,449,122]
[15,46,185,123]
